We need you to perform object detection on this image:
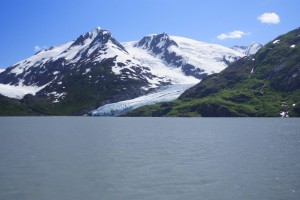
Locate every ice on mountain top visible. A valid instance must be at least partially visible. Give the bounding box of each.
[122,41,199,84]
[135,33,178,53]
[169,36,244,74]
[273,40,280,44]
[87,26,103,36]
[6,26,130,79]
[130,34,243,77]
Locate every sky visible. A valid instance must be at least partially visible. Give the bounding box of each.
[0,0,299,68]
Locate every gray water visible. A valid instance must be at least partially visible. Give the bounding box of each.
[0,117,299,200]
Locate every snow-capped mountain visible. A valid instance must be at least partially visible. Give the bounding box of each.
[124,33,244,79]
[0,27,168,100]
[1,27,162,88]
[0,27,245,115]
[231,43,263,56]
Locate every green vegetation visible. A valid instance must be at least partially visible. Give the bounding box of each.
[0,94,36,116]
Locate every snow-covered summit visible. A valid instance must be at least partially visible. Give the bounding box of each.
[135,33,178,54]
[0,27,148,87]
[126,33,244,79]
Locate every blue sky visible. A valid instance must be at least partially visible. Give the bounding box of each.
[0,0,299,68]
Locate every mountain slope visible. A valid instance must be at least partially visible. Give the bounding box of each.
[0,94,38,115]
[126,27,300,117]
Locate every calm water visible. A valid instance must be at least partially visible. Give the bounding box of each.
[0,117,299,200]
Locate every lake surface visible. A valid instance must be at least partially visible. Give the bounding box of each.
[0,117,299,200]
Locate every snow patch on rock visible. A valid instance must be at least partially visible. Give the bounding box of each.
[0,83,48,99]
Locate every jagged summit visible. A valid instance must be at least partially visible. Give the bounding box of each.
[72,27,108,46]
[86,26,103,37]
[135,33,178,54]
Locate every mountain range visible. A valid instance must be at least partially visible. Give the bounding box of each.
[126,27,300,117]
[0,27,249,115]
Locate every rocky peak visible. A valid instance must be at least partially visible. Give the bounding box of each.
[70,27,128,53]
[71,27,111,46]
[135,33,178,54]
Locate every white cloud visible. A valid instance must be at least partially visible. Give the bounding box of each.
[257,12,280,24]
[217,30,246,40]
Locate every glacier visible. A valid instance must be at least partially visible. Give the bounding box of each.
[91,84,196,116]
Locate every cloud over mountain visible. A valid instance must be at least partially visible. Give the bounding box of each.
[217,30,246,40]
[257,12,280,24]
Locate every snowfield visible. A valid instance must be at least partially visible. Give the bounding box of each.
[123,35,244,77]
[122,41,199,84]
[169,36,244,74]
[0,83,47,99]
[92,84,196,116]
